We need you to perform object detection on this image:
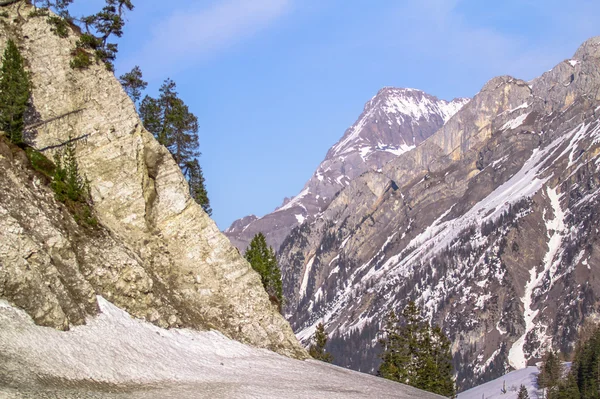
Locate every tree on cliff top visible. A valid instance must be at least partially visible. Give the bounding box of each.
[139,79,211,212]
[119,65,147,105]
[31,0,134,70]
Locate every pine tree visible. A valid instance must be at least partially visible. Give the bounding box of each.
[0,40,31,145]
[518,384,530,399]
[140,79,199,164]
[186,159,211,216]
[244,233,284,311]
[139,79,210,212]
[50,136,96,226]
[119,65,147,104]
[539,350,562,397]
[378,302,456,398]
[32,1,134,70]
[309,322,333,363]
[51,137,87,203]
[550,376,580,399]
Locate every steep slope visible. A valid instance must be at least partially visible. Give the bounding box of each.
[0,297,444,398]
[0,3,303,357]
[225,88,469,251]
[457,366,540,399]
[279,38,600,389]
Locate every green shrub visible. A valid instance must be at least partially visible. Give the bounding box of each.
[28,8,49,18]
[47,15,69,38]
[69,47,92,69]
[51,138,97,228]
[25,147,55,178]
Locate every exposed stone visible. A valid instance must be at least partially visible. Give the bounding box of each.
[0,3,305,359]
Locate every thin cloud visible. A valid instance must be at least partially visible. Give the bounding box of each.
[128,0,291,77]
[366,0,595,90]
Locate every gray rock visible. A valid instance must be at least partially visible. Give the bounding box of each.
[225,87,468,253]
[278,37,600,389]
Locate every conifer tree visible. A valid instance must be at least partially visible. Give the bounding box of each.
[119,65,147,104]
[32,1,134,70]
[539,350,562,397]
[244,233,284,311]
[51,136,87,203]
[309,322,333,363]
[186,159,211,216]
[378,302,456,398]
[139,79,211,211]
[518,384,530,399]
[0,40,31,145]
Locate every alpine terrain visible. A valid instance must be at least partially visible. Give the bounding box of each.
[276,38,600,390]
[225,88,469,251]
[0,3,442,398]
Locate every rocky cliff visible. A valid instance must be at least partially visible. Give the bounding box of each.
[0,2,304,358]
[279,38,600,389]
[225,87,468,252]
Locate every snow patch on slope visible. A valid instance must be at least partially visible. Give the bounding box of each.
[0,298,437,398]
[277,187,310,212]
[458,366,540,399]
[502,113,530,131]
[508,186,565,370]
[300,255,316,299]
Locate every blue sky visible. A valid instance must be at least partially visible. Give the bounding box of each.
[73,0,600,229]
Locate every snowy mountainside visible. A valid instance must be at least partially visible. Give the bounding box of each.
[457,367,540,399]
[0,297,443,399]
[225,88,468,252]
[278,37,600,390]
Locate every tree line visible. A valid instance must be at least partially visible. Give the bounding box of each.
[537,324,600,399]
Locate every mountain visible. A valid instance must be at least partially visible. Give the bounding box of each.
[0,6,458,398]
[278,37,600,390]
[224,88,469,252]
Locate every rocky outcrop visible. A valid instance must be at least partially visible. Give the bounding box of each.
[225,87,468,252]
[279,37,600,388]
[0,3,305,358]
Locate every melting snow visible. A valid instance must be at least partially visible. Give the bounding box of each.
[295,214,305,224]
[359,146,372,161]
[508,187,565,370]
[277,187,310,212]
[0,298,430,398]
[458,366,540,399]
[299,256,316,299]
[382,133,567,281]
[502,113,530,131]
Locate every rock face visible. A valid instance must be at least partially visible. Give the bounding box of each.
[0,3,305,358]
[225,87,468,252]
[278,38,600,389]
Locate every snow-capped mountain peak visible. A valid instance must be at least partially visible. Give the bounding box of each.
[225,87,468,252]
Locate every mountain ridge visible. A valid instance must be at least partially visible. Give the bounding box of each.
[278,37,600,389]
[225,87,469,252]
